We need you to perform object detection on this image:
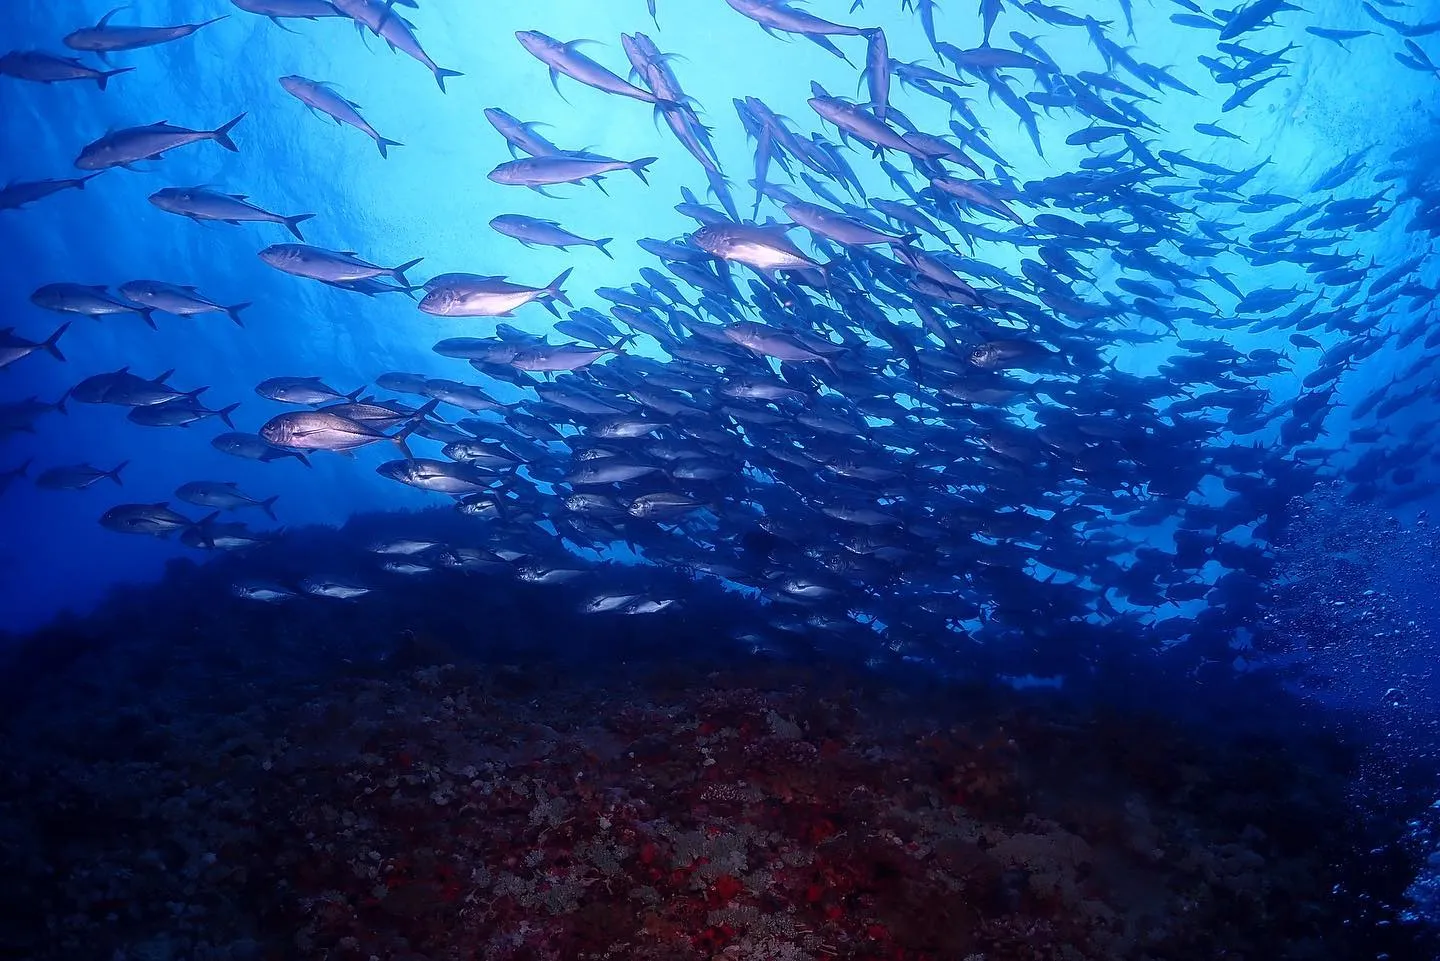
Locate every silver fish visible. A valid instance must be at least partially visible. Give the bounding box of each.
[31,283,154,326]
[0,173,101,211]
[0,324,67,369]
[256,377,363,406]
[71,368,204,406]
[490,214,613,257]
[419,269,572,318]
[175,481,279,519]
[259,244,422,286]
[516,31,670,104]
[64,11,227,54]
[118,280,249,327]
[376,458,493,495]
[211,432,310,467]
[279,75,401,158]
[148,187,315,240]
[487,155,657,189]
[0,50,132,88]
[36,461,127,490]
[75,115,245,170]
[231,0,344,24]
[330,0,461,91]
[691,223,822,272]
[100,503,217,538]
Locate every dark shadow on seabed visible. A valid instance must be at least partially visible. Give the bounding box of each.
[0,504,1436,960]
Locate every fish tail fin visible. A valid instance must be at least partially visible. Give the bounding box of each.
[212,112,247,152]
[391,257,424,287]
[346,387,366,402]
[54,391,69,416]
[377,136,403,159]
[409,398,440,422]
[97,67,135,91]
[595,237,615,259]
[44,322,69,362]
[391,406,432,459]
[284,213,316,241]
[630,157,659,184]
[547,268,574,307]
[191,510,222,549]
[227,302,251,327]
[260,494,280,521]
[217,403,241,429]
[435,67,464,93]
[109,460,129,486]
[201,14,230,27]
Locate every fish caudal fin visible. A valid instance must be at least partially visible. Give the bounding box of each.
[212,112,247,152]
[391,257,424,287]
[284,213,316,241]
[227,303,251,327]
[377,137,403,159]
[217,403,240,429]
[109,460,129,486]
[547,267,574,308]
[630,157,659,184]
[97,67,135,91]
[595,238,615,259]
[44,323,69,362]
[260,495,280,521]
[434,68,464,93]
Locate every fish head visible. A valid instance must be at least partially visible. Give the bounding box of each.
[147,188,188,211]
[515,31,556,56]
[258,244,301,268]
[689,225,730,257]
[259,414,297,447]
[375,460,413,483]
[73,148,106,171]
[969,344,1000,367]
[117,280,157,302]
[418,287,462,316]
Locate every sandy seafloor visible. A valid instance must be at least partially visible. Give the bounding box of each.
[2,537,1437,961]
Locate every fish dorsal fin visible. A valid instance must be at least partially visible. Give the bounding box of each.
[97,6,125,28]
[229,193,249,200]
[339,251,359,257]
[155,368,174,383]
[89,284,110,292]
[151,501,168,509]
[146,120,173,128]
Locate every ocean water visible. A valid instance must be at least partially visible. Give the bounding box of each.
[5,0,1440,958]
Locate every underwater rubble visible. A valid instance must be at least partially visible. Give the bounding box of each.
[1,527,1437,961]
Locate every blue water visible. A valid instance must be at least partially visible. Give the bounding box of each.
[0,0,1433,632]
[6,0,1440,954]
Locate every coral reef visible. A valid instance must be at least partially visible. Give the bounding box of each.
[0,633,1424,960]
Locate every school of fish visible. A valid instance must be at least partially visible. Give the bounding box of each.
[4,0,1440,671]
